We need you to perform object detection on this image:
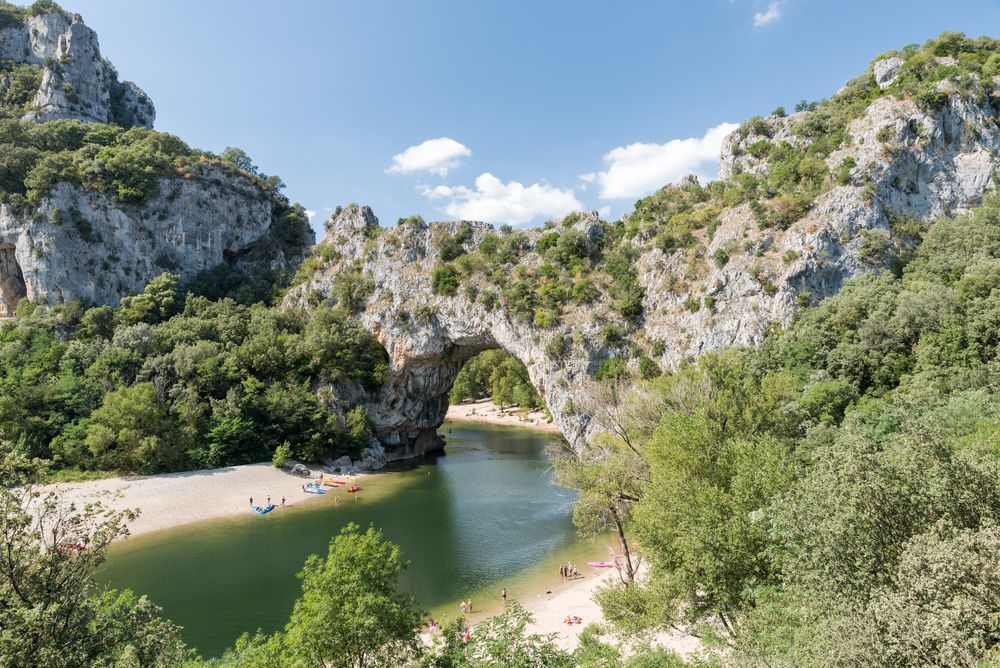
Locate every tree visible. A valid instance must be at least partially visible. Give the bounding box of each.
[118,273,181,325]
[84,382,182,473]
[272,441,291,468]
[0,455,188,667]
[459,602,572,668]
[280,523,424,668]
[220,146,258,175]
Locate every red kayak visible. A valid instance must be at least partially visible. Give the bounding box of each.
[347,486,361,493]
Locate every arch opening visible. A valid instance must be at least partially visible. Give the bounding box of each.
[0,245,26,318]
[368,333,554,462]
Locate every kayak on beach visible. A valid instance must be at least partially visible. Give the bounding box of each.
[303,483,326,494]
[252,504,275,515]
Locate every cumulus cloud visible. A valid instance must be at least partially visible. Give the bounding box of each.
[304,209,317,220]
[422,173,583,225]
[753,1,782,26]
[386,137,472,177]
[584,122,739,200]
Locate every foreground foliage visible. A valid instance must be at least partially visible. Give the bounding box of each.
[556,191,1000,665]
[0,455,189,667]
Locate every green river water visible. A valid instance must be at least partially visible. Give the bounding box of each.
[97,422,605,658]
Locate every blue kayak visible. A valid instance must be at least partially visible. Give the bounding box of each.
[252,504,275,515]
[304,484,326,494]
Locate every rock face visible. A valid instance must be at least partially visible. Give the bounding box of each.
[290,86,1000,463]
[288,207,605,461]
[0,10,154,127]
[0,165,312,309]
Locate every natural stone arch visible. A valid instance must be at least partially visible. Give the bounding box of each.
[0,244,26,318]
[286,206,607,460]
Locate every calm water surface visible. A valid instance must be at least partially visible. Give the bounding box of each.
[97,423,599,657]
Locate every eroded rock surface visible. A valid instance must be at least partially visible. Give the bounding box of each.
[0,165,312,308]
[290,87,1000,463]
[0,9,154,127]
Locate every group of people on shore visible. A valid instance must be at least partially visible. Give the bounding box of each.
[559,562,579,579]
[248,495,285,507]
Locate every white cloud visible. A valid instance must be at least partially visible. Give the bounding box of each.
[753,1,782,27]
[386,137,472,177]
[304,209,317,220]
[421,173,583,226]
[585,122,739,200]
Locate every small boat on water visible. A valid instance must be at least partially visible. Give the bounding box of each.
[347,486,361,493]
[252,504,275,515]
[587,561,614,568]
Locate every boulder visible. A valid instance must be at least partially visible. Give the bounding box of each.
[874,57,904,90]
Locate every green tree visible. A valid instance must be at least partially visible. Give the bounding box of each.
[0,455,189,667]
[84,382,182,473]
[280,523,424,668]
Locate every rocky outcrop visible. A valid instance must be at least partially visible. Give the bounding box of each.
[0,10,154,127]
[287,207,605,462]
[290,86,1000,463]
[654,90,1000,364]
[0,165,312,308]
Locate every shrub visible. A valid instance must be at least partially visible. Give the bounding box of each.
[272,441,291,468]
[711,247,730,267]
[600,323,623,346]
[594,357,628,381]
[431,264,460,296]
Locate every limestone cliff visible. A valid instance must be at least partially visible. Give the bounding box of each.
[0,165,312,314]
[288,54,1000,464]
[0,7,154,127]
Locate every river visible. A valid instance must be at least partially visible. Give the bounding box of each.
[96,422,603,657]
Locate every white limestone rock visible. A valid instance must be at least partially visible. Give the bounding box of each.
[0,10,155,127]
[0,165,312,309]
[874,56,904,89]
[288,86,1000,459]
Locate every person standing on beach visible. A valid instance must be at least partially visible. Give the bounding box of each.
[467,598,473,613]
[249,497,253,506]
[501,587,507,604]
[266,495,271,506]
[281,496,285,506]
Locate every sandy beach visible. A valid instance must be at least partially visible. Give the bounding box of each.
[432,564,701,657]
[445,398,560,433]
[40,462,337,539]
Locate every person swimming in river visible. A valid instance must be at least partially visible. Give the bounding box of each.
[501,587,507,604]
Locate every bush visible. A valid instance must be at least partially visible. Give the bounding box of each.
[431,264,460,296]
[272,441,291,468]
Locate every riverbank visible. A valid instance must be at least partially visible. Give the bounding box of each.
[445,398,559,433]
[40,462,342,539]
[436,563,701,657]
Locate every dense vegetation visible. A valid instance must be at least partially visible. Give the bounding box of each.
[449,349,542,411]
[552,190,1000,665]
[0,274,387,476]
[422,214,644,333]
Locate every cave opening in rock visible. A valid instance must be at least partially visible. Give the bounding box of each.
[369,333,554,462]
[0,244,26,318]
[448,349,544,415]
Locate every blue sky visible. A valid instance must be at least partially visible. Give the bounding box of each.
[65,0,1000,234]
